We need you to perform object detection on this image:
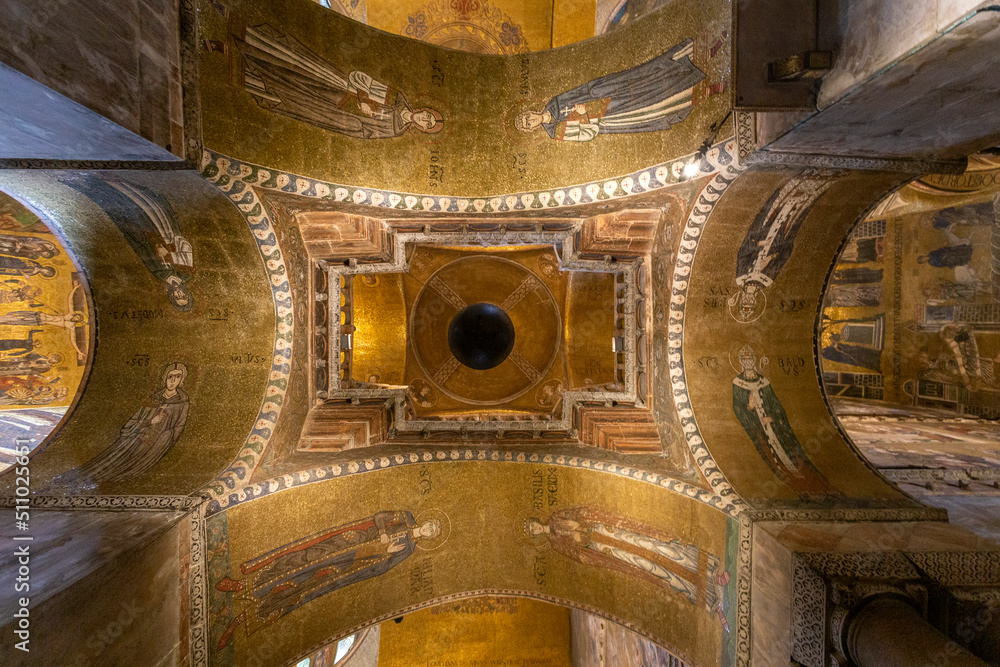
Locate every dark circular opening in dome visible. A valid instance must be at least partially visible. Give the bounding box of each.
[447,302,516,370]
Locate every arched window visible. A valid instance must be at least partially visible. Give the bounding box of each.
[297,632,361,666]
[333,634,356,662]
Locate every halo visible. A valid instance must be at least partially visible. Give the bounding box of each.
[408,378,438,408]
[415,508,452,551]
[728,340,768,374]
[409,92,453,146]
[36,265,58,280]
[504,97,552,146]
[146,355,198,394]
[512,508,549,549]
[535,252,561,279]
[535,379,564,410]
[727,286,766,323]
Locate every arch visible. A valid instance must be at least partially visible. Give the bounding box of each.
[203,458,737,667]
[0,171,278,496]
[0,189,95,472]
[677,166,923,507]
[817,158,1000,535]
[198,0,733,197]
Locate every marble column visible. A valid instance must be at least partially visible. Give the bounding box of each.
[846,597,989,667]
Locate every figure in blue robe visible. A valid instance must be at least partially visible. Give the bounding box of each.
[729,170,840,321]
[514,39,705,142]
[919,243,974,269]
[732,345,839,498]
[822,334,883,372]
[0,256,54,278]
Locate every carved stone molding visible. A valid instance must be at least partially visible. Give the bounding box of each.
[742,506,948,523]
[295,211,395,263]
[0,158,191,170]
[299,401,389,451]
[189,504,209,667]
[830,582,928,614]
[907,552,1000,586]
[791,555,826,667]
[952,588,1000,607]
[574,209,659,259]
[828,603,855,661]
[178,0,203,165]
[321,225,650,441]
[880,467,1000,488]
[735,111,756,163]
[798,552,920,581]
[575,406,662,453]
[744,150,968,174]
[0,494,201,510]
[838,414,994,424]
[788,550,1000,667]
[736,507,949,667]
[948,587,1000,658]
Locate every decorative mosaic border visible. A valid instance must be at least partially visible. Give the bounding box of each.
[668,163,747,512]
[734,111,756,162]
[196,140,732,496]
[200,166,294,500]
[200,139,737,216]
[736,512,753,667]
[285,588,692,667]
[190,503,210,667]
[0,158,190,170]
[0,494,201,510]
[179,0,204,166]
[204,448,735,516]
[323,229,645,433]
[742,506,949,524]
[880,467,1000,485]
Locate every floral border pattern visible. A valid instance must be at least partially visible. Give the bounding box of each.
[197,139,737,507]
[200,139,736,216]
[203,448,738,516]
[199,166,293,500]
[668,163,747,510]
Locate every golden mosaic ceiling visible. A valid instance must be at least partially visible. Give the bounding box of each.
[4,0,1000,665]
[350,245,616,417]
[314,0,619,52]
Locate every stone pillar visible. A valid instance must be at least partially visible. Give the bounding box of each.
[991,195,1000,301]
[968,608,1000,665]
[846,597,988,667]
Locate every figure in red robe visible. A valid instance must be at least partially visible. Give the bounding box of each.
[215,510,441,649]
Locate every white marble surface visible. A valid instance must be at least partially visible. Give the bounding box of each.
[819,0,990,108]
[751,527,794,667]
